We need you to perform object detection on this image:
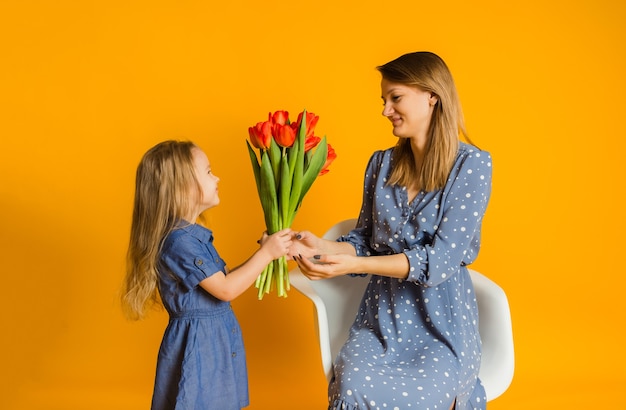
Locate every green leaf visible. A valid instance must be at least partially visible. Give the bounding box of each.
[285,110,307,226]
[269,137,281,184]
[279,154,291,226]
[246,140,261,199]
[299,137,327,203]
[288,110,306,173]
[260,150,279,233]
[287,150,304,226]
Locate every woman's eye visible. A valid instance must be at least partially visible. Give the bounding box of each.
[391,95,401,102]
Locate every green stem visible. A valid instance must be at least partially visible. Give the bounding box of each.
[263,260,274,295]
[277,257,284,297]
[257,264,268,299]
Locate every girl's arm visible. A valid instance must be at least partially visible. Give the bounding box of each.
[199,228,292,301]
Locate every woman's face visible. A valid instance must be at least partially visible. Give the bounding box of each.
[192,147,220,213]
[381,78,438,141]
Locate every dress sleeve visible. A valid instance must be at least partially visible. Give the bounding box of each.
[337,151,383,256]
[405,149,493,286]
[160,234,223,292]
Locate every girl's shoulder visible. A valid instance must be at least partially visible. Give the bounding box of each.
[163,224,213,252]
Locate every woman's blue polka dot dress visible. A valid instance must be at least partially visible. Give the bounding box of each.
[330,143,492,410]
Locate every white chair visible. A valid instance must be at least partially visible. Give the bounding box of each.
[289,219,515,402]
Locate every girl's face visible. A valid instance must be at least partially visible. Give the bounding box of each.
[192,147,220,213]
[381,79,438,141]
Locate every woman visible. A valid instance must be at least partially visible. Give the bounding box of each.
[292,52,492,410]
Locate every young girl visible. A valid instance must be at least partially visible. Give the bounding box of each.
[121,140,292,410]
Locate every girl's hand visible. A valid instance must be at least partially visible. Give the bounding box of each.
[293,253,359,280]
[259,228,293,260]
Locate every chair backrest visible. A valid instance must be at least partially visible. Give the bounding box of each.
[289,218,514,401]
[468,269,515,401]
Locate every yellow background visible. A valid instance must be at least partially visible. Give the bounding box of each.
[1,0,624,409]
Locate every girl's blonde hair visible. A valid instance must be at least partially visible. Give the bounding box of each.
[121,140,202,320]
[377,51,471,192]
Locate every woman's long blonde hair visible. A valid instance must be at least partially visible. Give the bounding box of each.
[377,51,471,192]
[121,140,202,320]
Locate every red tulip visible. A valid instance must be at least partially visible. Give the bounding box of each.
[319,143,336,175]
[271,110,290,125]
[296,111,319,138]
[304,136,321,152]
[249,121,272,150]
[273,123,296,147]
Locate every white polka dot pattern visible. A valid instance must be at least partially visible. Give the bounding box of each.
[331,143,492,410]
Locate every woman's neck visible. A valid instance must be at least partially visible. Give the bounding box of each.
[410,136,427,169]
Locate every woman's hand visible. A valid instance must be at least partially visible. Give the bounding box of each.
[293,253,360,280]
[287,230,323,260]
[296,251,411,281]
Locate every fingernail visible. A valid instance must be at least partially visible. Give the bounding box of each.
[313,255,321,260]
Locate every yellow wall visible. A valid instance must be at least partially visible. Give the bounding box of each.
[1,1,624,409]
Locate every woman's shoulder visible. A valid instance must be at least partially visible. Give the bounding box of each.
[458,142,492,165]
[459,141,491,156]
[361,148,395,179]
[454,142,493,181]
[367,147,394,166]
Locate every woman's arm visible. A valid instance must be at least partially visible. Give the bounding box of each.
[403,150,492,287]
[288,229,357,260]
[293,148,492,285]
[292,151,394,279]
[295,252,409,280]
[290,152,383,261]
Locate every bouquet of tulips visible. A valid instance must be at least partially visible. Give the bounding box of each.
[247,110,336,299]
